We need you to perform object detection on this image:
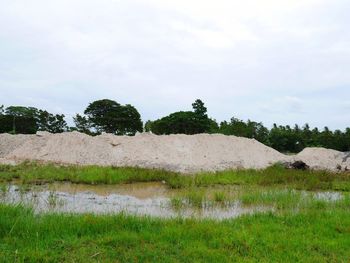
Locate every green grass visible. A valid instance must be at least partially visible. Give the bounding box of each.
[1,162,350,191]
[0,203,350,262]
[213,191,227,203]
[0,162,179,185]
[170,186,350,210]
[1,164,350,261]
[240,189,305,209]
[240,189,350,211]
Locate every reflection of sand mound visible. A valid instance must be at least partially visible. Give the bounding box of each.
[0,132,348,172]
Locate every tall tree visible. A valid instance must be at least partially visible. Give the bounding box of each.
[144,120,153,132]
[82,99,143,135]
[192,99,207,117]
[2,106,67,134]
[73,114,92,134]
[150,99,213,135]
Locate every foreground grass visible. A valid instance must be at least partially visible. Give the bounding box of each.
[1,162,350,191]
[1,164,350,262]
[0,203,349,262]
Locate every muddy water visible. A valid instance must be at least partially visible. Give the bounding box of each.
[0,182,270,220]
[0,182,343,219]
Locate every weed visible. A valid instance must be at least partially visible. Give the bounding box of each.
[170,197,184,210]
[213,191,227,203]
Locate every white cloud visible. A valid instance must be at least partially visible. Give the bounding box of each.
[0,0,349,129]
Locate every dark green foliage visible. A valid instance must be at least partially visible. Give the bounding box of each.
[36,111,67,133]
[144,120,153,132]
[84,99,122,133]
[145,99,349,152]
[192,99,207,117]
[78,99,143,135]
[219,118,269,143]
[1,100,349,151]
[116,104,143,135]
[267,124,350,153]
[73,114,93,135]
[208,118,220,133]
[0,115,37,134]
[151,99,212,135]
[5,106,38,118]
[151,111,201,134]
[0,106,67,134]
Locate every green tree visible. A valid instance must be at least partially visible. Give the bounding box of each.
[144,120,153,132]
[0,115,37,134]
[36,110,67,133]
[3,106,67,133]
[318,127,334,149]
[114,104,143,135]
[82,99,143,135]
[345,128,350,151]
[192,99,207,117]
[150,99,212,135]
[73,114,92,134]
[302,124,313,146]
[208,118,219,133]
[5,106,38,118]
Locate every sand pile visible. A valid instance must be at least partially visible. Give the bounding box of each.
[0,132,348,172]
[294,148,349,172]
[0,132,288,172]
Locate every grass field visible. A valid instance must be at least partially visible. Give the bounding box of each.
[1,163,350,262]
[1,162,350,191]
[1,202,350,262]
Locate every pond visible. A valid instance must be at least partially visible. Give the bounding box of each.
[0,182,273,220]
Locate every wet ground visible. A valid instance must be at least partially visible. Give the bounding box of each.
[0,182,272,220]
[0,182,343,220]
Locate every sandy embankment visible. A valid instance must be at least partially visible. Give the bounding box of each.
[0,132,348,173]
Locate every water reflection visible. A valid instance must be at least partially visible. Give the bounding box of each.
[0,183,270,220]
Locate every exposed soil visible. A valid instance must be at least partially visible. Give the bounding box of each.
[0,132,348,172]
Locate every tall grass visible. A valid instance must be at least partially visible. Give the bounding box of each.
[0,162,179,185]
[0,203,350,262]
[1,162,350,191]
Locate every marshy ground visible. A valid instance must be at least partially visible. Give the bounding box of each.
[0,163,350,262]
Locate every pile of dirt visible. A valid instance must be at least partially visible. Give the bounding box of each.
[294,148,349,172]
[0,132,287,173]
[0,132,348,173]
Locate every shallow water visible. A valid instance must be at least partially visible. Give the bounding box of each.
[314,191,343,201]
[0,182,269,220]
[0,182,343,219]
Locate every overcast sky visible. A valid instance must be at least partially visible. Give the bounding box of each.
[0,0,349,129]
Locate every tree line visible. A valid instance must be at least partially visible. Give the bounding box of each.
[0,105,67,134]
[1,99,349,152]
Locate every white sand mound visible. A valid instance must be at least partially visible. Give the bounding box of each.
[0,132,288,173]
[294,148,350,172]
[0,132,348,173]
